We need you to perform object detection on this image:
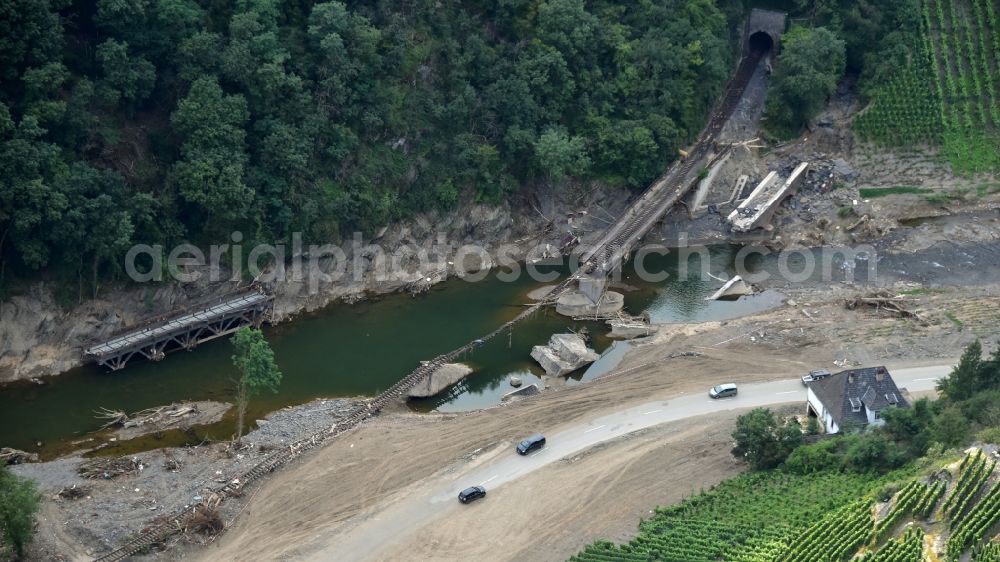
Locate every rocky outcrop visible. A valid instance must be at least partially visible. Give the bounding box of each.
[407,363,474,398]
[530,333,600,376]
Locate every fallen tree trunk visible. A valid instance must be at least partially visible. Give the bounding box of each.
[845,292,926,324]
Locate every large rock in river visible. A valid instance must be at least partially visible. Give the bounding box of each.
[408,363,474,398]
[530,333,600,377]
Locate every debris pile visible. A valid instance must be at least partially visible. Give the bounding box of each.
[845,291,925,323]
[186,506,224,536]
[0,447,40,466]
[78,456,143,480]
[163,457,184,472]
[56,484,91,500]
[607,312,654,339]
[94,401,232,441]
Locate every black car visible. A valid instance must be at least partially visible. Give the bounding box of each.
[516,434,546,455]
[458,485,487,504]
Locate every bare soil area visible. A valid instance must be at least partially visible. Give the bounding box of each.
[191,376,790,562]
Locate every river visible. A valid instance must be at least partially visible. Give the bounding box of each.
[0,246,784,458]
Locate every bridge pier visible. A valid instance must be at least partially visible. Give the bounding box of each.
[552,273,625,318]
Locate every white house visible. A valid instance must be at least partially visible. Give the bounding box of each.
[805,366,909,434]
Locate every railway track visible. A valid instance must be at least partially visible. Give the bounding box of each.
[92,48,765,562]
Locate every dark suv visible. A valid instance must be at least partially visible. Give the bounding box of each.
[458,486,487,504]
[516,434,546,455]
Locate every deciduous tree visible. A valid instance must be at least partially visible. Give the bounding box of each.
[230,327,282,442]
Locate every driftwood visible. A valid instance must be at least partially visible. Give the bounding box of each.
[186,506,224,536]
[845,291,925,323]
[78,457,142,479]
[57,484,91,500]
[846,214,870,232]
[95,407,129,429]
[95,404,201,430]
[0,447,39,466]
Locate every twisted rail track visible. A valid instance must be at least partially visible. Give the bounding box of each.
[92,48,765,562]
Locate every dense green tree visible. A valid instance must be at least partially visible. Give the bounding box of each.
[958,390,1000,428]
[534,127,590,182]
[938,340,983,402]
[536,0,598,66]
[0,466,40,559]
[764,26,846,137]
[54,164,135,299]
[19,63,69,127]
[170,76,251,224]
[0,0,63,82]
[881,399,933,457]
[96,39,157,106]
[230,327,282,441]
[307,1,383,121]
[0,0,744,294]
[732,408,804,470]
[0,115,69,271]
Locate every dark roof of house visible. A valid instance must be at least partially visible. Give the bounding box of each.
[808,366,909,428]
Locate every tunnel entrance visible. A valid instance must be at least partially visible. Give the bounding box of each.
[748,31,774,54]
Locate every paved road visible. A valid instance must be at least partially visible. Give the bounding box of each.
[429,364,951,503]
[305,364,953,561]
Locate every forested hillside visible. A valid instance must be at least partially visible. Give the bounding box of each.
[0,0,741,297]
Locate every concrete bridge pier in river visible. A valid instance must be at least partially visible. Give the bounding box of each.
[554,274,625,318]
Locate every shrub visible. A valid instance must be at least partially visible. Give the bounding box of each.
[0,467,41,559]
[785,439,841,474]
[931,406,971,448]
[843,434,905,473]
[976,426,1000,446]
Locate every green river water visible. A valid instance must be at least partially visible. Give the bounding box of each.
[0,246,783,458]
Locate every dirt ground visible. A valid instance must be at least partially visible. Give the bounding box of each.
[189,356,799,562]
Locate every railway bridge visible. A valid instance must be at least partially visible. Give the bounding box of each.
[84,287,272,371]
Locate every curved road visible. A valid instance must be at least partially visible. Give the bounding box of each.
[304,364,952,561]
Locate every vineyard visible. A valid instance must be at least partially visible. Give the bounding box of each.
[854,0,1000,174]
[569,450,1000,562]
[974,543,1000,561]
